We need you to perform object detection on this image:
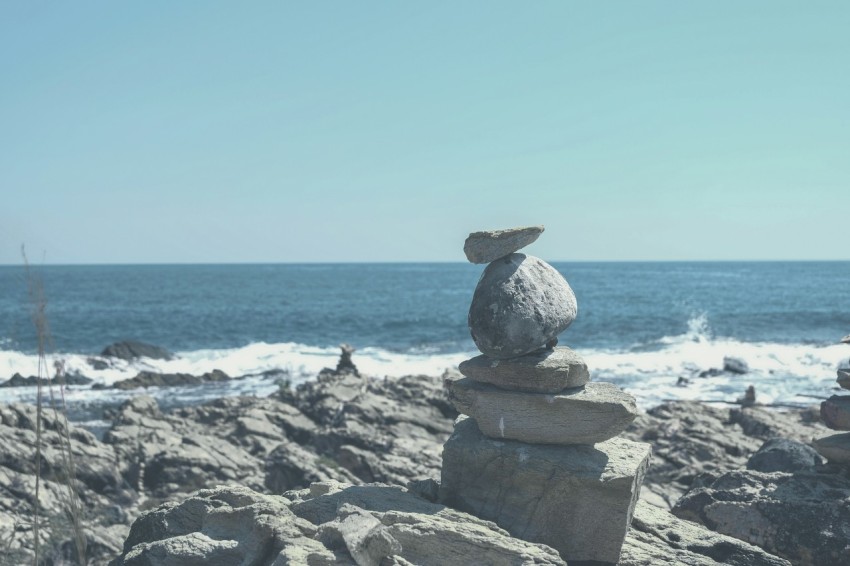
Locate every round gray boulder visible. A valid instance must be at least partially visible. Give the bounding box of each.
[468,254,577,359]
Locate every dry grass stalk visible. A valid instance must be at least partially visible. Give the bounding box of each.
[21,246,87,565]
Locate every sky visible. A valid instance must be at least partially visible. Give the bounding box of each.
[1,2,849,264]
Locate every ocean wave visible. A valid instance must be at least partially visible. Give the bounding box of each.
[1,326,847,411]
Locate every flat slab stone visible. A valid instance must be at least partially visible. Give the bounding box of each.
[813,432,850,466]
[445,378,638,445]
[458,347,589,393]
[821,395,850,430]
[838,369,850,390]
[440,415,651,565]
[463,225,544,264]
[469,254,577,359]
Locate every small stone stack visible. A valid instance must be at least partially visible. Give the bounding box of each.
[440,226,651,565]
[813,334,850,466]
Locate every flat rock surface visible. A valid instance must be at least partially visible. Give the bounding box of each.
[441,415,651,564]
[821,394,850,430]
[463,225,544,264]
[468,254,577,359]
[458,347,589,393]
[812,432,850,465]
[673,468,850,566]
[446,378,638,444]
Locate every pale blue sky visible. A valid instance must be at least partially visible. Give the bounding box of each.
[2,2,848,263]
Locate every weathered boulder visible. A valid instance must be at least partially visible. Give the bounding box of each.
[746,438,823,473]
[620,500,791,566]
[673,468,850,566]
[264,440,358,493]
[458,347,589,393]
[440,416,651,564]
[468,254,577,359]
[290,481,566,565]
[446,378,637,444]
[109,485,338,566]
[821,394,850,430]
[812,432,850,465]
[723,356,749,375]
[100,341,174,361]
[463,225,544,264]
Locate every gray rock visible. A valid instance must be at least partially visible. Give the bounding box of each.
[841,334,850,344]
[673,468,850,566]
[445,378,638,444]
[107,369,229,390]
[838,369,850,390]
[463,225,544,264]
[620,500,791,566]
[290,482,566,565]
[821,394,850,430]
[812,432,850,465]
[723,356,749,374]
[317,504,401,566]
[746,438,823,472]
[622,401,829,509]
[458,347,589,393]
[110,485,337,566]
[469,254,577,359]
[440,415,651,564]
[101,340,174,361]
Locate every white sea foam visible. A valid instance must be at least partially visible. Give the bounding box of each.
[0,327,847,412]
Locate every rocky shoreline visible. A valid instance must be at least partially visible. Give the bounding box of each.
[1,357,846,565]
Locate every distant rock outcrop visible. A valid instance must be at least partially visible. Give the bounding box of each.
[100,340,174,361]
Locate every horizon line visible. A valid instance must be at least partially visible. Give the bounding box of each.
[2,258,850,267]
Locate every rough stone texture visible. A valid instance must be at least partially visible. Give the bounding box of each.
[458,347,589,393]
[822,394,850,430]
[620,500,790,566]
[812,432,850,465]
[109,485,338,566]
[468,254,577,359]
[746,438,823,473]
[446,378,638,444]
[440,416,651,564]
[838,369,850,390]
[463,225,544,264]
[290,482,566,565]
[316,504,402,566]
[673,468,850,566]
[622,401,828,508]
[100,341,174,361]
[0,403,131,565]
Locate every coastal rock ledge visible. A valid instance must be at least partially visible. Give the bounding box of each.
[109,482,789,566]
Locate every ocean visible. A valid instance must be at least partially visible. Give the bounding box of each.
[1,262,849,421]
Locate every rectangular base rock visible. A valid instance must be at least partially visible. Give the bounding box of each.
[440,416,651,565]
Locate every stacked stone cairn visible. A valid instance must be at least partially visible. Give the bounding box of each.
[813,333,850,466]
[439,225,651,565]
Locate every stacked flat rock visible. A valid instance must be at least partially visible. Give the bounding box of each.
[813,337,850,466]
[440,225,651,565]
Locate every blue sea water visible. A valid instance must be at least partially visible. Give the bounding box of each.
[1,262,849,414]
